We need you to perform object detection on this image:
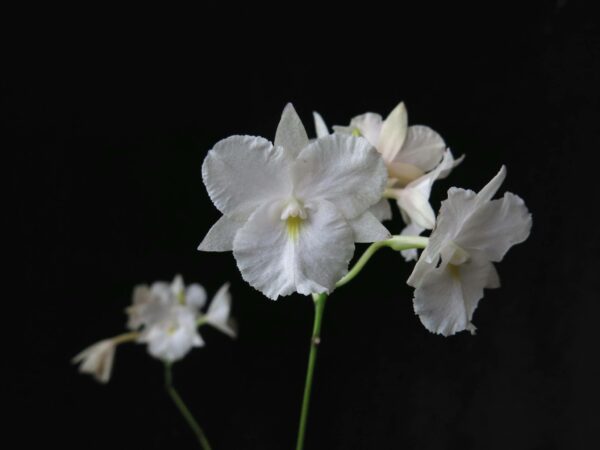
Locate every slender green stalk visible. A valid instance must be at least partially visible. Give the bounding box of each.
[336,235,429,288]
[296,293,328,450]
[295,236,427,448]
[110,331,139,345]
[164,363,213,450]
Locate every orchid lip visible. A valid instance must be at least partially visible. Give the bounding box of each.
[280,197,307,220]
[280,198,307,241]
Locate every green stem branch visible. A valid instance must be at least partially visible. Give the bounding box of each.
[164,363,213,450]
[295,293,328,450]
[295,235,427,449]
[110,331,139,345]
[336,235,428,288]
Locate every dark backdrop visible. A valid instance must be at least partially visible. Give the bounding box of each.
[9,1,599,449]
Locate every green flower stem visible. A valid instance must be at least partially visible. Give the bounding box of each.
[164,362,213,450]
[295,236,428,448]
[296,293,328,450]
[335,235,429,289]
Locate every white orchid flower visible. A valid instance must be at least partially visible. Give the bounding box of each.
[407,166,532,336]
[139,305,204,363]
[330,102,463,230]
[128,275,235,362]
[72,338,117,384]
[199,104,389,300]
[127,275,206,331]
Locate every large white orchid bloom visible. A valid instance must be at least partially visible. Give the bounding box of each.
[407,167,532,336]
[323,102,462,234]
[199,104,389,300]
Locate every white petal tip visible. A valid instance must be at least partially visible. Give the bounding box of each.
[496,165,507,181]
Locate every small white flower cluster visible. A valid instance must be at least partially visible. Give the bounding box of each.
[73,275,235,383]
[128,275,235,362]
[200,102,531,336]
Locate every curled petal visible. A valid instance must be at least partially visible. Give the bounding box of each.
[202,135,293,221]
[233,200,354,299]
[396,150,464,230]
[378,102,408,162]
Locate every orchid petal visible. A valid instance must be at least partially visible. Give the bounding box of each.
[412,258,498,336]
[349,112,383,147]
[313,111,330,138]
[396,125,446,172]
[202,135,293,221]
[477,165,506,205]
[185,284,207,310]
[294,134,387,220]
[395,186,436,230]
[396,150,462,230]
[378,102,408,162]
[437,152,465,179]
[198,215,244,252]
[407,252,437,288]
[72,339,116,384]
[456,192,532,262]
[274,103,310,159]
[369,198,393,222]
[205,283,236,337]
[349,211,391,243]
[423,187,476,263]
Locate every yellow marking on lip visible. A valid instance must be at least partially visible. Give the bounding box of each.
[447,264,461,280]
[286,216,303,241]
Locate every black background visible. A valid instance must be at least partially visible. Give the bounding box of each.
[9,1,599,449]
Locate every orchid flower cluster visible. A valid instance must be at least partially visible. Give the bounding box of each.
[201,102,530,335]
[74,101,531,450]
[74,275,235,383]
